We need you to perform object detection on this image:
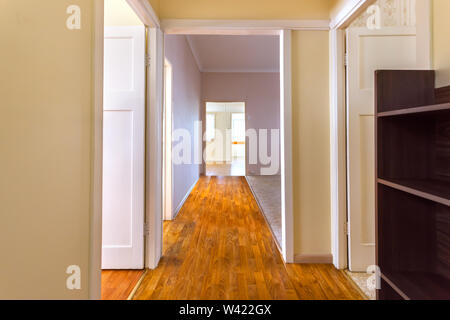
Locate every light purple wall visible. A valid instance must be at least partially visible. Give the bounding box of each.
[165,35,202,212]
[202,72,281,175]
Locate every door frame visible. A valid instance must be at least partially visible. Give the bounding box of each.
[202,101,247,175]
[90,0,162,300]
[164,24,298,263]
[329,0,432,269]
[163,59,174,221]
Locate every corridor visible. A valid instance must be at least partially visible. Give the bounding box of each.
[133,176,363,300]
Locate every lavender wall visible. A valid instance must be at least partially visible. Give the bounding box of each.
[202,72,281,175]
[165,35,202,213]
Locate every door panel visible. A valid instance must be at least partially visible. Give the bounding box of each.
[346,27,417,271]
[102,26,145,269]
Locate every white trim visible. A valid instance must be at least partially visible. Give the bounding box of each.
[173,178,199,219]
[89,0,104,301]
[201,68,280,74]
[294,254,333,264]
[330,0,377,29]
[146,27,164,270]
[163,59,174,221]
[329,29,348,270]
[280,30,294,264]
[162,19,330,34]
[126,0,160,28]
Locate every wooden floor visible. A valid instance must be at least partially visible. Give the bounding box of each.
[133,176,362,300]
[102,270,144,300]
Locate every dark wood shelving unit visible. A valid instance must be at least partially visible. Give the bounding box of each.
[376,70,450,300]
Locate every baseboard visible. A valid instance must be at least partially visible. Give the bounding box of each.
[172,177,199,219]
[294,254,333,264]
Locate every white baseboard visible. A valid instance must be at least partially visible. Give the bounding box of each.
[294,254,333,264]
[172,177,199,219]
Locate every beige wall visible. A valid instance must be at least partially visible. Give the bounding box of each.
[291,31,331,256]
[0,0,94,299]
[148,0,160,16]
[155,0,334,20]
[433,0,450,87]
[105,0,142,26]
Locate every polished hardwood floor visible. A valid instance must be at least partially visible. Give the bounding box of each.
[133,176,363,300]
[102,269,145,300]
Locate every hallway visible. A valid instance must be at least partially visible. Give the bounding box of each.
[133,176,363,300]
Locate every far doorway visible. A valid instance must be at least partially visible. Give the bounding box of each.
[205,102,246,176]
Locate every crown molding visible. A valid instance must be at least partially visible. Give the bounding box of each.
[162,19,330,35]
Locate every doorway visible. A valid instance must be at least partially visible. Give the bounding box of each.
[342,0,431,300]
[205,102,246,176]
[101,0,146,300]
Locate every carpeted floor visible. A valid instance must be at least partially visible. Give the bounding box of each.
[245,175,282,248]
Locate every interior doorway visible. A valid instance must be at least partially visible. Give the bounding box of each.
[101,0,147,300]
[205,102,246,177]
[342,0,431,300]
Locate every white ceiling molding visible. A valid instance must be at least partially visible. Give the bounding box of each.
[201,69,279,73]
[126,0,160,28]
[162,19,330,34]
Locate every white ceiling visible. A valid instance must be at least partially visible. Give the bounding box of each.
[186,35,279,73]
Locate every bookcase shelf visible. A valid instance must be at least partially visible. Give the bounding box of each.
[377,102,450,118]
[378,178,450,207]
[382,272,450,300]
[376,70,450,300]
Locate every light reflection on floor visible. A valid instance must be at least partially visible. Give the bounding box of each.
[205,157,245,176]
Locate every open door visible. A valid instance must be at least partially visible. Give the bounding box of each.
[102,26,146,269]
[346,26,418,271]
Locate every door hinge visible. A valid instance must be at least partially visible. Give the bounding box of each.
[344,52,349,66]
[145,53,151,68]
[144,222,150,237]
[344,221,350,235]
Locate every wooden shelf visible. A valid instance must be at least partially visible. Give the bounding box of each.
[377,102,450,118]
[382,272,450,300]
[378,178,450,207]
[376,70,450,300]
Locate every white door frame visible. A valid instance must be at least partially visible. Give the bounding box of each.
[163,21,308,263]
[163,59,174,221]
[90,0,161,300]
[329,0,432,269]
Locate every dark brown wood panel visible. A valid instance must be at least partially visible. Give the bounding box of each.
[436,85,450,104]
[375,70,435,113]
[376,70,450,300]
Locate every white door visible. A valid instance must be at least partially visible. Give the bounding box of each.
[102,26,146,269]
[346,27,417,271]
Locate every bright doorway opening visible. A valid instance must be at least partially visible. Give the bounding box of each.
[205,102,246,176]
